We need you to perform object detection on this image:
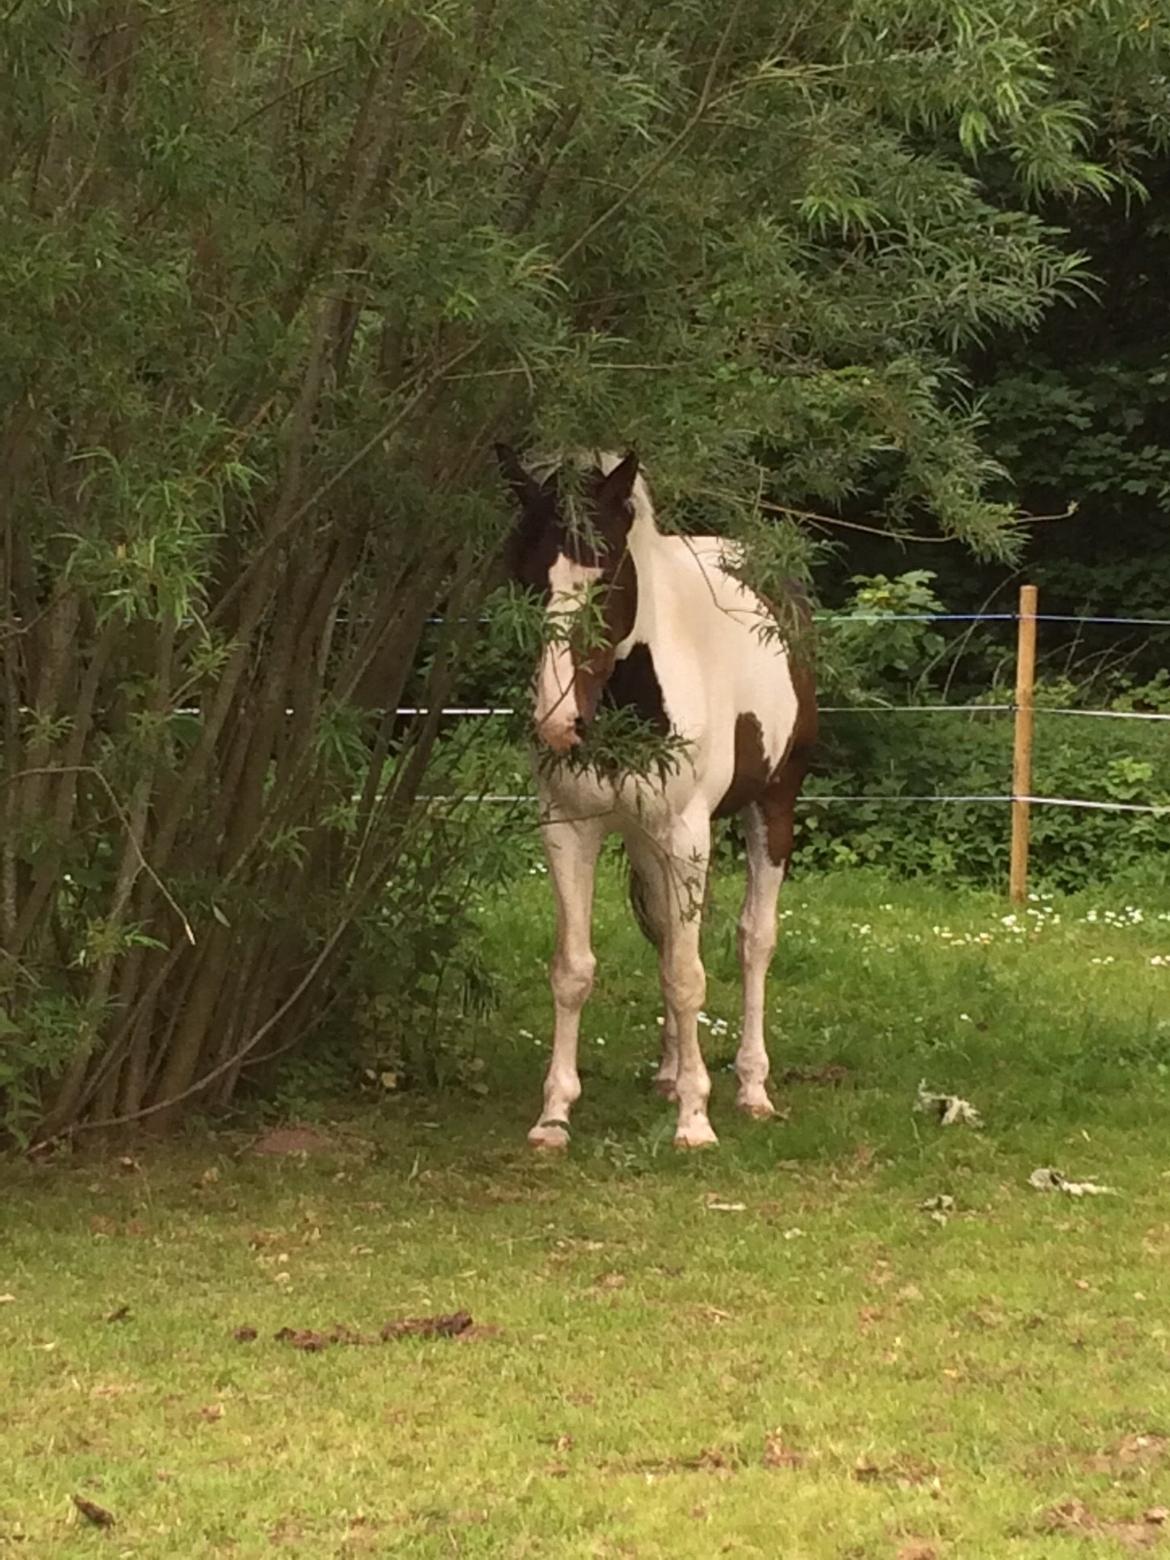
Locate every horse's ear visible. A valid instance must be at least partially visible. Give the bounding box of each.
[597,450,639,527]
[494,443,540,508]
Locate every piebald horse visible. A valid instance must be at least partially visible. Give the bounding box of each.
[497,447,817,1149]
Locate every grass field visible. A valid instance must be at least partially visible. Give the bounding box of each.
[3,863,1170,1558]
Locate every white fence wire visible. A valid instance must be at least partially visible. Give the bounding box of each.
[405,607,1170,818]
[65,611,1163,816]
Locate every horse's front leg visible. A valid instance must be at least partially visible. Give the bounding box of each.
[530,811,606,1151]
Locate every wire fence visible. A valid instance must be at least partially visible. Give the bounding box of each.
[418,794,1170,813]
[428,611,1170,626]
[406,604,1170,820]
[77,607,1166,818]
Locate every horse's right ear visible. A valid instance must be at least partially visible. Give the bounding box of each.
[494,443,539,508]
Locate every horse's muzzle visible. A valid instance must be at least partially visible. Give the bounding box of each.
[537,716,587,754]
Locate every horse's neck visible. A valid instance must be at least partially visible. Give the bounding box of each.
[626,525,732,637]
[618,537,692,682]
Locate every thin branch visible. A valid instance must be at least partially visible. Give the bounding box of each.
[202,335,485,633]
[695,487,956,544]
[770,505,955,543]
[753,496,1078,540]
[228,63,348,134]
[1016,502,1079,524]
[31,863,367,1142]
[0,945,42,988]
[4,766,195,945]
[554,0,745,269]
[445,361,678,382]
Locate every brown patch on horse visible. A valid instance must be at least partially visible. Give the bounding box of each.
[713,714,770,820]
[759,658,818,868]
[572,548,639,722]
[603,641,668,730]
[712,608,818,865]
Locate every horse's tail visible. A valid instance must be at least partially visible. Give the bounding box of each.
[621,842,712,947]
[621,843,663,949]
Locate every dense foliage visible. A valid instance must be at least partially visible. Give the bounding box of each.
[3,0,1170,1141]
[797,573,1170,885]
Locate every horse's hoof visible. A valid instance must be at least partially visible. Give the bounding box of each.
[528,1121,570,1152]
[673,1127,719,1150]
[737,1096,776,1120]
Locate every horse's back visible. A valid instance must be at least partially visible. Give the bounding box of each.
[655,535,805,781]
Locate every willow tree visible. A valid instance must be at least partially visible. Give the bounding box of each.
[2,0,1167,1141]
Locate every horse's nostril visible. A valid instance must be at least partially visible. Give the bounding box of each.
[573,717,587,740]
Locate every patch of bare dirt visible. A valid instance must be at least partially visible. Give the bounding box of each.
[249,1125,336,1156]
[852,1455,939,1489]
[1084,1434,1170,1478]
[627,1447,740,1478]
[592,1271,627,1292]
[71,1496,114,1528]
[1040,1498,1167,1549]
[381,1310,473,1341]
[763,1431,806,1470]
[340,1514,386,1553]
[265,1311,487,1349]
[778,1063,852,1087]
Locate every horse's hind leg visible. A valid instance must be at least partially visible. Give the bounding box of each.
[626,847,679,1099]
[735,804,785,1118]
[736,755,808,1118]
[531,812,606,1151]
[654,1016,680,1100]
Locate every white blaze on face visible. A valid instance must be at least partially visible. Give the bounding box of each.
[535,553,602,752]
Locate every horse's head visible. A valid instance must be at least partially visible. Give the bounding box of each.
[495,445,641,754]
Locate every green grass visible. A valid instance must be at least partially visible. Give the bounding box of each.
[4,864,1170,1557]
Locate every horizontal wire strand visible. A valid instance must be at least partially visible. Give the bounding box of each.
[394,703,1169,720]
[422,611,1170,627]
[417,793,1170,815]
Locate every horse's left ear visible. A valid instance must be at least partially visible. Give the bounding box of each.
[598,450,639,521]
[495,442,541,509]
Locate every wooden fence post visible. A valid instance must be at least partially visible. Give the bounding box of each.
[1010,584,1038,904]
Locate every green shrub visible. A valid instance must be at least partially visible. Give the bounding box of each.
[791,573,1170,887]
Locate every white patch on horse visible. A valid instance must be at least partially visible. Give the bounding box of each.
[533,553,602,753]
